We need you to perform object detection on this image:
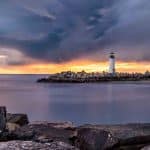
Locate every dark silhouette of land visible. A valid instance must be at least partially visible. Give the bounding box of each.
[37,71,150,83]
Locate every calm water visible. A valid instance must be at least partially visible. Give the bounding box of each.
[0,75,149,125]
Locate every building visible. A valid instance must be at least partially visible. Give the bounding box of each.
[109,52,116,74]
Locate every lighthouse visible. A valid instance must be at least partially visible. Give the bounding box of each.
[109,52,116,74]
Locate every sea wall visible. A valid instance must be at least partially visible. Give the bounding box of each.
[0,106,150,150]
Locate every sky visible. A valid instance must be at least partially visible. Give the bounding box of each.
[0,0,150,74]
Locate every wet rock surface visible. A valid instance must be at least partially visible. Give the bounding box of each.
[0,141,78,150]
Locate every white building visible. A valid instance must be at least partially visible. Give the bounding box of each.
[109,52,116,74]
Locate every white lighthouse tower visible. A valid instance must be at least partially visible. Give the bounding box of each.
[109,52,116,74]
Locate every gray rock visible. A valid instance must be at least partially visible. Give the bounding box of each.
[0,132,15,142]
[0,141,79,150]
[7,113,29,126]
[115,144,149,150]
[0,107,6,132]
[75,128,118,150]
[79,124,150,140]
[31,121,75,129]
[77,124,150,149]
[13,122,76,144]
[6,123,20,132]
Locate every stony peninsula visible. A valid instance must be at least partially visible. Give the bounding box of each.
[37,71,150,83]
[1,106,150,150]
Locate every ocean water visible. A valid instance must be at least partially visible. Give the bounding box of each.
[0,74,149,125]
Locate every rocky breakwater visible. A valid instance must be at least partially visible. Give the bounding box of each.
[37,71,150,83]
[1,107,150,149]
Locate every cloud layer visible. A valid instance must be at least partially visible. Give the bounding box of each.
[0,0,150,65]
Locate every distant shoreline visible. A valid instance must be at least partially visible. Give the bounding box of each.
[37,71,150,83]
[37,79,150,84]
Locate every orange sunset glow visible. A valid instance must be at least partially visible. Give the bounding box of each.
[0,59,149,74]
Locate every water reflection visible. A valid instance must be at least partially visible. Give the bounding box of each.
[0,75,149,125]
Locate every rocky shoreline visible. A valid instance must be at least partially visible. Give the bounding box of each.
[1,107,150,149]
[37,71,150,83]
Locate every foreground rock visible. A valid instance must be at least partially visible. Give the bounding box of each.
[2,107,150,149]
[0,107,6,132]
[7,113,29,126]
[31,121,75,129]
[75,128,118,150]
[13,122,76,144]
[6,123,20,132]
[0,122,150,150]
[0,141,78,150]
[75,124,150,150]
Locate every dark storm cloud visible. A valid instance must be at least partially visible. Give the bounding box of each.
[99,0,150,62]
[0,0,150,64]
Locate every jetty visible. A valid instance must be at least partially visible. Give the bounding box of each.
[37,71,150,83]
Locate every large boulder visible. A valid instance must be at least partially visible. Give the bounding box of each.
[76,124,150,149]
[6,113,29,126]
[0,107,6,132]
[0,141,79,150]
[78,124,150,139]
[75,128,118,150]
[13,122,77,144]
